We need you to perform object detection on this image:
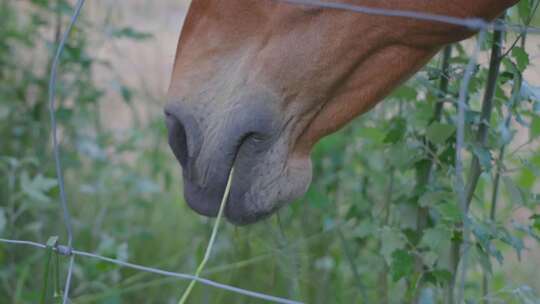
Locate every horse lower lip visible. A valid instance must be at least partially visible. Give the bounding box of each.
[183,182,218,216]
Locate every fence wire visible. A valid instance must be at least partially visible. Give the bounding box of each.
[454,30,487,304]
[0,238,302,304]
[47,0,87,302]
[1,0,540,303]
[280,0,540,34]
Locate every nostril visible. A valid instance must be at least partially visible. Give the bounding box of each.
[248,133,266,143]
[235,132,272,156]
[240,132,267,144]
[165,110,189,167]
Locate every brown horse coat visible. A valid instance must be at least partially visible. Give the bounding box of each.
[165,0,518,224]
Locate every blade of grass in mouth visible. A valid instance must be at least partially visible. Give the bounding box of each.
[177,167,235,304]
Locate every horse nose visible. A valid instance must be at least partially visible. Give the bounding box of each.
[164,104,202,169]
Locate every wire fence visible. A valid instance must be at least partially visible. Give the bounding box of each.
[2,0,540,303]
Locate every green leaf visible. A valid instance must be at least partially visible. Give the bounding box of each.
[534,101,540,114]
[425,269,452,286]
[413,102,434,129]
[56,107,73,121]
[0,106,9,120]
[472,145,492,172]
[46,236,59,248]
[434,202,462,222]
[530,115,540,140]
[474,244,493,274]
[20,172,58,203]
[530,214,540,232]
[357,127,385,143]
[352,220,377,238]
[518,169,536,192]
[511,47,530,72]
[503,176,526,205]
[432,269,452,283]
[110,27,152,40]
[0,208,5,236]
[517,0,532,23]
[120,85,133,104]
[392,85,417,101]
[390,249,414,282]
[420,227,450,251]
[305,187,329,209]
[512,221,540,242]
[496,120,513,145]
[497,227,524,260]
[384,118,407,143]
[418,191,450,208]
[388,144,418,169]
[521,80,540,103]
[379,227,407,264]
[422,251,439,268]
[426,122,455,145]
[471,220,503,264]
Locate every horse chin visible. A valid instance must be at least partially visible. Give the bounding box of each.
[181,164,312,225]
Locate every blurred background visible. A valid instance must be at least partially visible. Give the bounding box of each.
[1,0,540,303]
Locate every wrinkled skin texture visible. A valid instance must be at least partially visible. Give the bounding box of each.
[166,0,518,225]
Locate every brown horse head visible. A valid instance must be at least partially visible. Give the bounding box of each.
[165,0,517,224]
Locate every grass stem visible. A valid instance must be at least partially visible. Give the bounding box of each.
[178,168,235,304]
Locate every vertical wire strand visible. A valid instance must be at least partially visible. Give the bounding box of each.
[62,256,76,304]
[47,0,86,303]
[454,30,487,304]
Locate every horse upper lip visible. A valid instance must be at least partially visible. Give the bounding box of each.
[181,144,239,218]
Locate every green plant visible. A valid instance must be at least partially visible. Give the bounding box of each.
[2,1,540,303]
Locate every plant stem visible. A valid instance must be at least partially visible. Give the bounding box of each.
[482,32,525,303]
[413,45,452,303]
[178,168,234,304]
[451,16,505,303]
[447,30,486,304]
[40,248,54,304]
[464,26,504,211]
[336,227,367,302]
[480,147,505,304]
[433,46,453,123]
[377,166,395,304]
[54,252,62,299]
